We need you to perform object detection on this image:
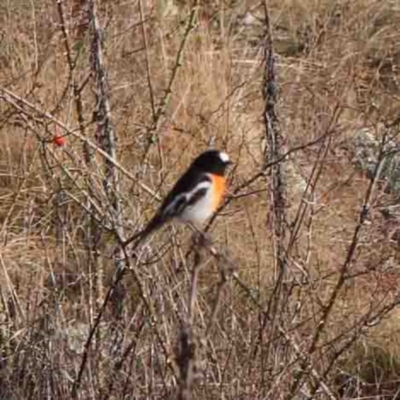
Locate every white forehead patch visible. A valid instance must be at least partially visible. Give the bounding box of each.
[219,151,230,163]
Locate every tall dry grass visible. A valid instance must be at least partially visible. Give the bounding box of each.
[0,0,400,398]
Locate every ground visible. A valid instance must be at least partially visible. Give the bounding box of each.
[0,0,400,398]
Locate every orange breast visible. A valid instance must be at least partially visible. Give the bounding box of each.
[211,174,227,211]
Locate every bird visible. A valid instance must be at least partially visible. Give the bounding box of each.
[123,150,232,248]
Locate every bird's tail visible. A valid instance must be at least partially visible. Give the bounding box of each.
[122,213,163,249]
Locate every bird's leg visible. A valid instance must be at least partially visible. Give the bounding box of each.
[188,222,213,249]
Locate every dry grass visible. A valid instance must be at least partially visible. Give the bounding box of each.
[1,0,400,398]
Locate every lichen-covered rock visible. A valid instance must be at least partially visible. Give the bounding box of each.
[352,128,400,196]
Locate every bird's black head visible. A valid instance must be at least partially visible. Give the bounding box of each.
[192,150,232,176]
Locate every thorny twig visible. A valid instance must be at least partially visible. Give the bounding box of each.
[142,1,199,163]
[176,231,237,400]
[190,232,337,400]
[232,272,338,400]
[268,122,395,398]
[262,0,286,256]
[56,0,101,331]
[259,0,290,387]
[286,132,391,398]
[71,0,129,395]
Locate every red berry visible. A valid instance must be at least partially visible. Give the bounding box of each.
[53,135,66,147]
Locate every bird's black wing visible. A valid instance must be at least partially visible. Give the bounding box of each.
[157,167,211,220]
[123,168,210,247]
